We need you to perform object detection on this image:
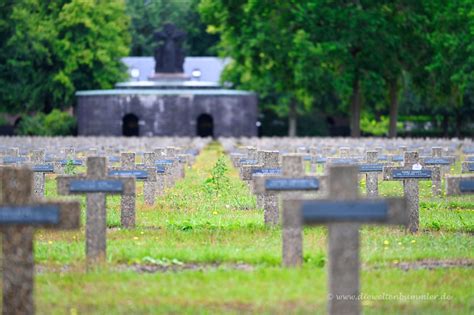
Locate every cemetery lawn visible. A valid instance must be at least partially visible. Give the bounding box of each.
[10,143,474,313]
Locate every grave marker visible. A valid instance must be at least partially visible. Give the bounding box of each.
[284,165,407,315]
[358,151,384,197]
[383,151,437,233]
[57,157,135,266]
[0,167,80,314]
[446,175,474,195]
[254,154,324,266]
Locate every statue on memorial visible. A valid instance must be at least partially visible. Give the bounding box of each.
[154,23,186,73]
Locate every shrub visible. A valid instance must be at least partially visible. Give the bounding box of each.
[17,110,76,136]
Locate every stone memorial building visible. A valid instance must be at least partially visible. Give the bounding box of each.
[75,24,258,138]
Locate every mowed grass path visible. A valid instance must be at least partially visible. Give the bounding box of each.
[5,142,472,314]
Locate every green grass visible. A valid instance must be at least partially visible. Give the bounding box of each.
[5,142,474,314]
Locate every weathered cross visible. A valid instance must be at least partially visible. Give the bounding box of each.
[241,151,281,224]
[461,161,474,173]
[446,175,474,195]
[423,147,455,195]
[108,152,138,227]
[57,157,135,266]
[284,165,408,315]
[0,167,80,315]
[383,151,438,233]
[358,151,385,197]
[254,154,325,266]
[30,150,55,198]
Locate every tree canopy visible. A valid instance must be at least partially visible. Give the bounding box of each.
[200,0,474,137]
[0,0,130,113]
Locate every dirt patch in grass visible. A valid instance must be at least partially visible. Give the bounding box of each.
[115,262,255,273]
[36,262,256,274]
[383,259,474,271]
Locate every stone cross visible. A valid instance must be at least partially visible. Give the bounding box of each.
[0,167,80,315]
[30,150,55,198]
[461,161,474,173]
[110,152,137,227]
[254,154,324,266]
[284,165,407,315]
[254,150,280,214]
[57,157,135,266]
[154,23,186,73]
[154,148,169,193]
[423,147,455,195]
[142,152,158,205]
[358,151,384,197]
[383,151,438,233]
[446,175,474,195]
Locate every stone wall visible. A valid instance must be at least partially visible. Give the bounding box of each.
[76,90,258,137]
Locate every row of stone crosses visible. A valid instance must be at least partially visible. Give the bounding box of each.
[222,137,473,315]
[0,137,209,315]
[0,136,473,315]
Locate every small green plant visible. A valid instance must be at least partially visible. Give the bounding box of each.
[64,158,76,175]
[204,156,230,197]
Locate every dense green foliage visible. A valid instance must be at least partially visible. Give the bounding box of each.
[200,0,474,137]
[126,0,218,56]
[16,109,76,136]
[0,0,130,113]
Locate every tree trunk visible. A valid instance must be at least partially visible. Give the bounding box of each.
[442,114,449,137]
[455,110,462,138]
[350,71,361,137]
[288,99,297,137]
[388,78,399,138]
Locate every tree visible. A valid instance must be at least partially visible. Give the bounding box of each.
[0,0,130,113]
[201,0,340,137]
[423,0,474,137]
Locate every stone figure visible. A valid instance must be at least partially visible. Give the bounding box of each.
[154,23,186,73]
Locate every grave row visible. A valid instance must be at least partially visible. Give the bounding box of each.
[1,136,473,315]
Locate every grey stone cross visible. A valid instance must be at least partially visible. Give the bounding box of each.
[423,147,455,195]
[446,175,474,195]
[57,157,135,267]
[284,165,407,315]
[358,151,385,197]
[0,167,80,315]
[461,161,474,173]
[383,151,438,233]
[109,152,138,227]
[30,150,55,198]
[254,154,325,266]
[241,151,280,224]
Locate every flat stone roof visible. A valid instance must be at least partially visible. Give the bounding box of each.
[76,89,256,96]
[115,80,221,89]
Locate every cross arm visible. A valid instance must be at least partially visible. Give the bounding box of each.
[283,197,408,226]
[253,175,322,194]
[240,164,263,181]
[57,176,135,196]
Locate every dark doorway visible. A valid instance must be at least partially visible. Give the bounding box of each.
[197,114,214,137]
[123,113,139,137]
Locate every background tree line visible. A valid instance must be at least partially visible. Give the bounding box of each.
[0,0,472,137]
[201,0,474,137]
